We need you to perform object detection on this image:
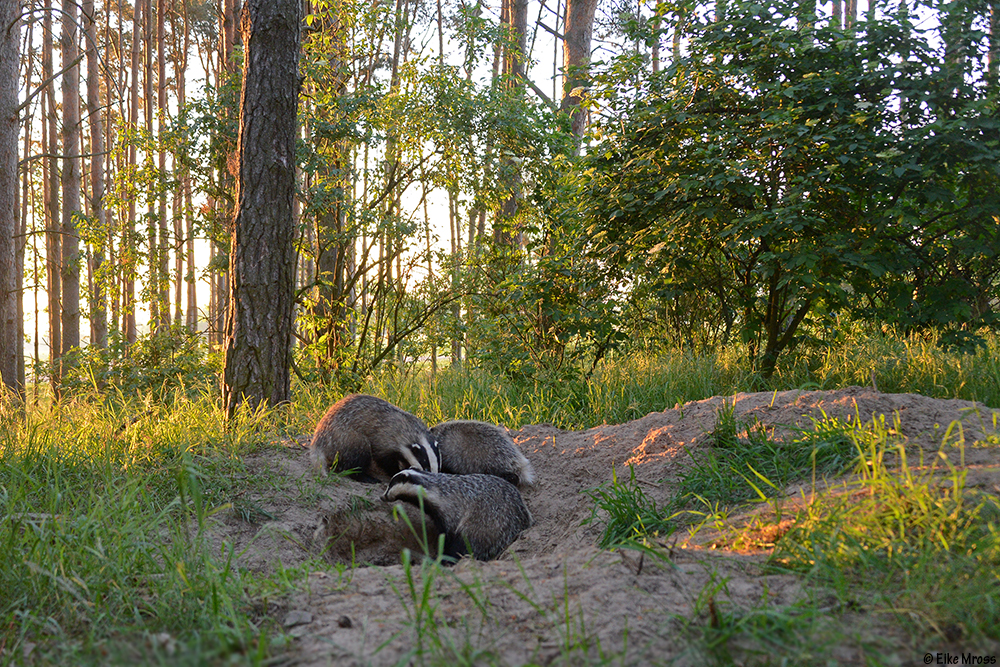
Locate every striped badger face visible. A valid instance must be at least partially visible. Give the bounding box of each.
[398,436,440,474]
[382,468,431,502]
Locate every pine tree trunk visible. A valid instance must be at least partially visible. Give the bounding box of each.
[84,0,108,349]
[144,0,157,331]
[309,8,351,378]
[125,0,143,344]
[989,2,999,87]
[42,0,62,388]
[173,0,192,330]
[494,0,529,244]
[157,0,170,332]
[222,0,301,414]
[17,16,33,392]
[561,0,597,140]
[61,0,82,356]
[0,0,20,395]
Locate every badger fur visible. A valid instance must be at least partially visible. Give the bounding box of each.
[430,420,535,487]
[310,394,439,482]
[382,469,533,562]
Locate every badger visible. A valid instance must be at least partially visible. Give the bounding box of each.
[381,469,533,562]
[310,394,439,482]
[429,419,535,487]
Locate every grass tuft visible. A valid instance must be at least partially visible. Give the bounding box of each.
[770,429,1000,642]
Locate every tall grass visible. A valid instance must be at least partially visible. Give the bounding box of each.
[776,321,1000,404]
[2,323,995,661]
[0,392,283,664]
[770,428,1000,642]
[289,325,1000,432]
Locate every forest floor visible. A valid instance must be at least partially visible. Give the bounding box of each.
[202,387,1000,666]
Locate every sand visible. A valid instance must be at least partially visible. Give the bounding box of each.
[202,387,1000,665]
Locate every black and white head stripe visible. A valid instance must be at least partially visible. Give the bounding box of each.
[382,468,429,501]
[398,437,440,473]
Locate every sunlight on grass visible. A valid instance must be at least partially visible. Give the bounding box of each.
[0,392,284,664]
[769,427,1000,641]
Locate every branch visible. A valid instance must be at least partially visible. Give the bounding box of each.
[537,22,564,40]
[524,76,557,110]
[19,149,110,168]
[18,54,85,116]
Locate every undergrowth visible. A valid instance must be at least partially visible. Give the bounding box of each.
[0,393,288,665]
[585,401,862,550]
[586,404,1000,660]
[290,325,1000,432]
[2,323,998,663]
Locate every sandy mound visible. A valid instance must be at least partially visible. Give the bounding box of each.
[203,387,1000,664]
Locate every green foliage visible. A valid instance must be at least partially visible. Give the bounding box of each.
[56,327,221,399]
[771,428,1000,641]
[584,466,675,549]
[292,0,570,385]
[574,0,1000,378]
[0,394,280,663]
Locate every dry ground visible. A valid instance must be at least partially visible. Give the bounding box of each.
[203,387,1000,666]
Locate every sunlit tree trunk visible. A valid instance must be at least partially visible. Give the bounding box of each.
[212,0,239,348]
[561,0,597,141]
[175,0,194,330]
[125,0,143,343]
[223,0,300,414]
[43,0,62,386]
[103,0,114,340]
[61,0,82,357]
[0,0,20,395]
[157,0,170,331]
[17,17,33,392]
[144,0,158,331]
[183,7,197,333]
[84,0,107,349]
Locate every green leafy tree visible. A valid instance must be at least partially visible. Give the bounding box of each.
[576,0,1000,378]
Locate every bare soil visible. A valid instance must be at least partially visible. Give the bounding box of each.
[205,387,1000,665]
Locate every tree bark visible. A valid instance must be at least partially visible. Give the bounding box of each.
[125,0,143,344]
[144,0,157,330]
[157,0,170,332]
[989,2,999,87]
[42,1,62,386]
[84,0,108,349]
[494,0,529,245]
[0,0,20,396]
[61,0,82,356]
[222,0,301,415]
[309,7,354,378]
[178,0,196,331]
[845,0,856,28]
[17,15,33,392]
[561,0,597,140]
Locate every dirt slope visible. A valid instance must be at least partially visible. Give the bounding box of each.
[204,387,1000,665]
